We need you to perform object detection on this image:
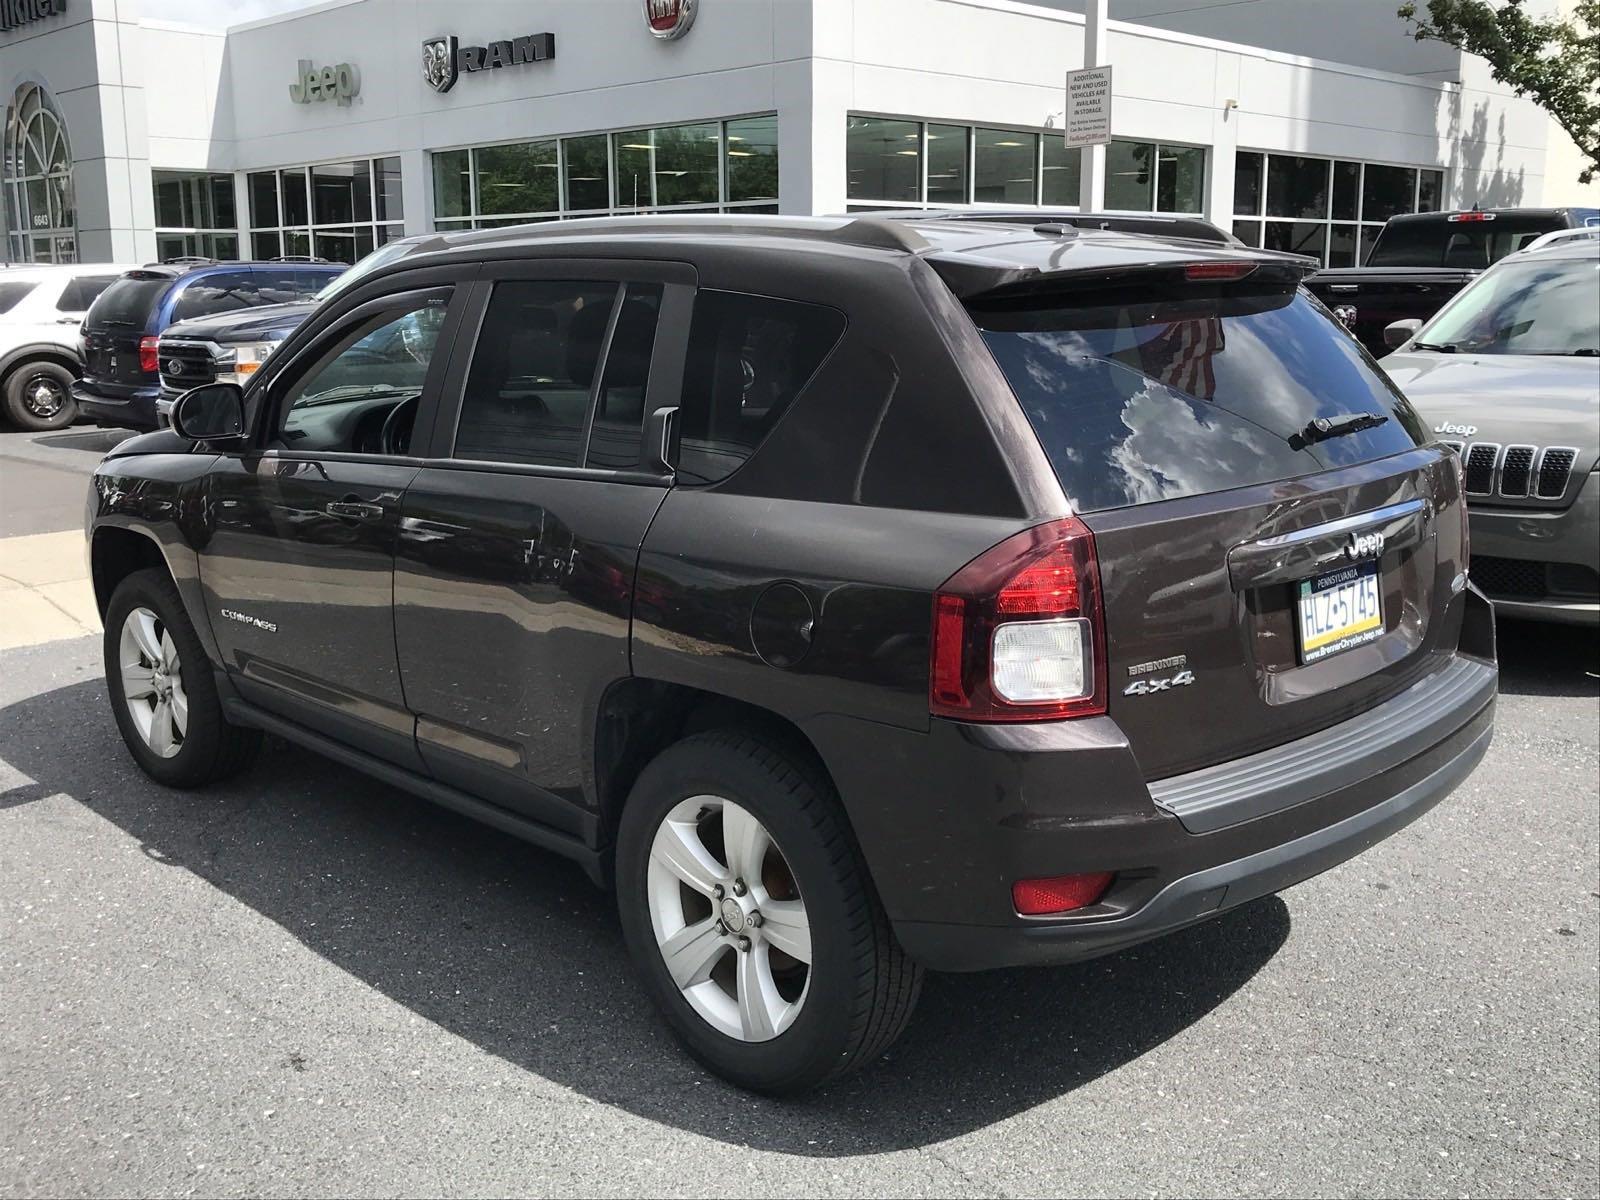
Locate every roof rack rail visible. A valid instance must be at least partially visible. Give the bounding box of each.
[823,216,930,253]
[269,254,336,263]
[871,208,1237,245]
[1520,226,1600,254]
[151,255,218,267]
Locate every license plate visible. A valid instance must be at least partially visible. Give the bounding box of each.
[1296,561,1383,664]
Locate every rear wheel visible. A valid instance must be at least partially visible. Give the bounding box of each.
[616,731,922,1093]
[104,569,261,787]
[3,361,76,431]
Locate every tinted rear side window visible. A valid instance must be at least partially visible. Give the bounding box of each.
[454,280,620,468]
[57,276,118,312]
[1368,217,1562,268]
[972,284,1426,514]
[0,281,36,313]
[86,276,171,327]
[170,272,260,323]
[676,290,845,485]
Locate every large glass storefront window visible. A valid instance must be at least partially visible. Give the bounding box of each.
[152,171,238,261]
[247,157,403,263]
[1233,151,1446,267]
[4,83,75,263]
[433,114,778,230]
[846,115,1206,214]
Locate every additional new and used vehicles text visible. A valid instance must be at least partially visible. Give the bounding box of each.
[1383,229,1599,624]
[1307,207,1599,355]
[86,215,1496,1092]
[75,261,343,432]
[0,263,134,430]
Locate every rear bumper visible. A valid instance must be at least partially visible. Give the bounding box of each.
[813,585,1498,973]
[1465,474,1599,625]
[72,383,161,432]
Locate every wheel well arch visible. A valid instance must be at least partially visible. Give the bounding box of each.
[593,679,834,850]
[90,526,169,617]
[0,346,81,390]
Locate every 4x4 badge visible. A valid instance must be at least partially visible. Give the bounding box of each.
[1124,654,1195,697]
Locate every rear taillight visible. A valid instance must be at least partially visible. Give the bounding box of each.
[138,335,160,375]
[1447,211,1494,222]
[1185,261,1257,281]
[930,516,1107,722]
[1013,872,1116,915]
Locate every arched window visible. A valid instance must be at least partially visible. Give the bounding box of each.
[4,83,76,264]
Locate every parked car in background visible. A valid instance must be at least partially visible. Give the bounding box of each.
[0,263,137,430]
[152,241,415,426]
[1307,207,1599,356]
[1382,229,1599,625]
[74,260,344,432]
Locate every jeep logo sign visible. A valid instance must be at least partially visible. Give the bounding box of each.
[645,0,696,39]
[289,59,360,106]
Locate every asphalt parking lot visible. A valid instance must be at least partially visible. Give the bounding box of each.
[1,428,1596,1198]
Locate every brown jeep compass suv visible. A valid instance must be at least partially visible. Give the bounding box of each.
[86,215,1496,1093]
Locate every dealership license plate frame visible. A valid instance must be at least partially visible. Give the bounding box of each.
[1295,560,1384,665]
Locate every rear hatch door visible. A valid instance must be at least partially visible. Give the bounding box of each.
[81,273,170,387]
[969,265,1467,779]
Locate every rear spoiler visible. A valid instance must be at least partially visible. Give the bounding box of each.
[932,248,1321,302]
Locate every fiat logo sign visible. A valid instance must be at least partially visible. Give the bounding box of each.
[645,0,696,39]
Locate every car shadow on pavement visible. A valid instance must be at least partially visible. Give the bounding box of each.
[1494,618,1600,698]
[0,677,1289,1155]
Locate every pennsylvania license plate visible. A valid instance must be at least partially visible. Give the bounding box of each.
[1296,561,1383,664]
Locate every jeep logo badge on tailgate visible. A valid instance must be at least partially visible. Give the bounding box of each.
[1346,531,1385,561]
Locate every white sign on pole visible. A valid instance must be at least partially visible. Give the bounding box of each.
[1064,65,1113,147]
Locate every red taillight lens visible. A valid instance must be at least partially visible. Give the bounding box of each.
[1013,872,1116,916]
[1184,261,1257,281]
[929,516,1107,722]
[138,335,160,375]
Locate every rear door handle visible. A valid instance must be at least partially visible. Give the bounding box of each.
[325,500,384,521]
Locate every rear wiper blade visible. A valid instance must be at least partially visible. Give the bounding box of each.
[1289,411,1389,450]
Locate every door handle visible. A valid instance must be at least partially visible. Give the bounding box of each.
[325,500,384,521]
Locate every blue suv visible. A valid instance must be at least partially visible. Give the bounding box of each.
[75,260,342,431]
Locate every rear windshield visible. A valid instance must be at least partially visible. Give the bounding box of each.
[171,271,260,323]
[86,275,171,327]
[0,281,36,314]
[1367,217,1564,268]
[973,283,1427,514]
[1418,256,1600,355]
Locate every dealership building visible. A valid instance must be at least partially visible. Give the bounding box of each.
[2,0,1594,269]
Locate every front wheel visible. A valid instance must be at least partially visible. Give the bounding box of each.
[616,731,922,1093]
[104,568,261,788]
[3,361,77,431]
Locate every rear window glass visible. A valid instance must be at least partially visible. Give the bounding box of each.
[56,276,118,312]
[171,272,260,323]
[675,290,845,485]
[86,276,171,327]
[1367,217,1563,268]
[0,281,36,314]
[973,284,1427,514]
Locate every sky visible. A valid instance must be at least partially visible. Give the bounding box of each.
[140,0,320,27]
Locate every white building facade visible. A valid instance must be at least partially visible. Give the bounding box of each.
[3,0,1594,268]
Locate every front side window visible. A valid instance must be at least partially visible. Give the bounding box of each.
[280,298,450,452]
[1417,257,1600,355]
[453,281,621,468]
[0,281,36,313]
[675,291,845,485]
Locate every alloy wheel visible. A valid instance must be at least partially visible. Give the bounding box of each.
[118,606,188,759]
[646,795,812,1042]
[22,373,66,419]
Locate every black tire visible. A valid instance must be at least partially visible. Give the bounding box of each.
[616,730,922,1094]
[104,568,261,788]
[3,361,77,431]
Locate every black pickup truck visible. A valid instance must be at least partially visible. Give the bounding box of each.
[1307,207,1598,356]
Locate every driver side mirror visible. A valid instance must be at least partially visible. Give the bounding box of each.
[170,382,246,443]
[1383,318,1423,350]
